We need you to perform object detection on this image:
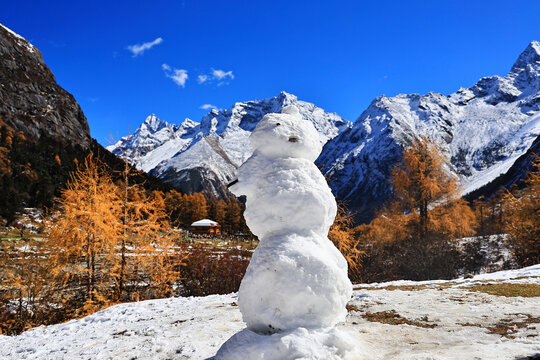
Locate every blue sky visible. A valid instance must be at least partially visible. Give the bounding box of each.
[2,1,539,145]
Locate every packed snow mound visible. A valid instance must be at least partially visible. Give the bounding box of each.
[215,327,355,360]
[234,157,337,238]
[238,231,350,332]
[250,105,322,161]
[221,105,353,358]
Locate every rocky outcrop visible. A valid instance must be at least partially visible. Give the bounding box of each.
[0,23,91,147]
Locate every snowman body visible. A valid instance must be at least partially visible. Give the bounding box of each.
[229,105,352,334]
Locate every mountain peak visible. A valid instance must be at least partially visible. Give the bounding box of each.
[141,114,168,133]
[510,40,540,74]
[277,91,298,105]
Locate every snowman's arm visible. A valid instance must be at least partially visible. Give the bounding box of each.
[227,178,239,188]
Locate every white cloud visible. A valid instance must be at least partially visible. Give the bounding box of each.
[211,68,234,80]
[127,37,163,57]
[200,104,217,110]
[169,69,188,87]
[162,64,188,87]
[196,68,235,86]
[197,74,208,84]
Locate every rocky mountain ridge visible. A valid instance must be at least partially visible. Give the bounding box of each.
[108,92,351,197]
[0,23,91,147]
[317,40,540,220]
[109,42,540,222]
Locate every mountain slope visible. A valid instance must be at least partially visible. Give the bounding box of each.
[108,92,351,197]
[318,41,540,221]
[0,23,91,147]
[0,23,171,221]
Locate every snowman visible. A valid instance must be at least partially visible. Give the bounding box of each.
[216,105,354,359]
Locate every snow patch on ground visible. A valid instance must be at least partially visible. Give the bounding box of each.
[1,265,539,359]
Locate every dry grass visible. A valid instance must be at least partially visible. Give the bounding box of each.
[355,282,455,292]
[465,283,540,298]
[362,310,437,328]
[487,314,540,338]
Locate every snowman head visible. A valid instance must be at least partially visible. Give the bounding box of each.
[250,105,322,161]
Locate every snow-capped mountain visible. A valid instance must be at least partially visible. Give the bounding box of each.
[107,114,199,173]
[110,42,539,221]
[317,41,540,221]
[107,92,351,197]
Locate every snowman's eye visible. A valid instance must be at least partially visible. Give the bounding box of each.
[275,123,281,126]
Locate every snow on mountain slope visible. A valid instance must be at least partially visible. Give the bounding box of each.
[107,114,199,173]
[318,41,540,221]
[108,92,351,197]
[1,265,539,359]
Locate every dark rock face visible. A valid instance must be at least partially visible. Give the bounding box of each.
[151,166,231,200]
[0,24,91,147]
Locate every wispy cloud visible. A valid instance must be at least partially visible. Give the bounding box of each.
[127,37,163,57]
[162,63,188,87]
[197,74,208,84]
[200,104,217,110]
[211,68,234,80]
[197,68,234,86]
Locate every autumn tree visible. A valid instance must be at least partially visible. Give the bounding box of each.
[502,155,540,265]
[47,154,123,312]
[0,236,54,334]
[207,197,227,226]
[118,187,183,301]
[164,189,184,226]
[328,204,364,281]
[358,137,476,280]
[389,137,476,239]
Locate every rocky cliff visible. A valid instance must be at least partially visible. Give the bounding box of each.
[0,23,91,147]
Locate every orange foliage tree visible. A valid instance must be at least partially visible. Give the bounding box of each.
[390,137,475,239]
[328,204,364,281]
[47,155,123,313]
[501,155,540,265]
[359,138,476,280]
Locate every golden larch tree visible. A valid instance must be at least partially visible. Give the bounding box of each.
[502,155,540,265]
[47,154,123,311]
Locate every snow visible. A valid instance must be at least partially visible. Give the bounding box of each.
[191,219,219,227]
[1,265,538,359]
[107,92,351,194]
[222,105,353,358]
[216,327,355,360]
[318,41,540,216]
[0,23,36,53]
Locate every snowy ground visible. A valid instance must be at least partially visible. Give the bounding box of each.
[1,265,539,360]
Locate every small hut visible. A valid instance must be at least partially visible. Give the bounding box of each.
[190,219,221,235]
